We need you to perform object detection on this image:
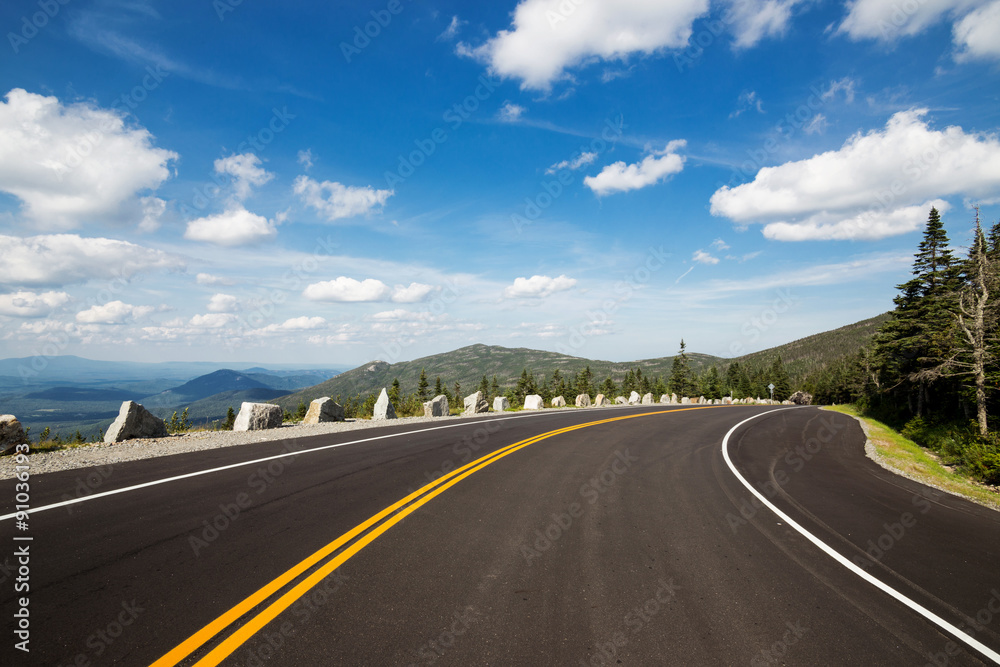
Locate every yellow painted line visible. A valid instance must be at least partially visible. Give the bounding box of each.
[153,406,720,667]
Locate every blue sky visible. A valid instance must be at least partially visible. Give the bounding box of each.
[1,0,998,367]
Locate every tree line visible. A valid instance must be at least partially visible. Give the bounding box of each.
[803,207,999,483]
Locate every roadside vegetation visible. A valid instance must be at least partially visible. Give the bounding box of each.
[805,208,1000,488]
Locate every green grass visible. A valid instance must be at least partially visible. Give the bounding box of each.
[825,405,1000,511]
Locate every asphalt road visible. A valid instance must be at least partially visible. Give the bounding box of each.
[1,405,998,666]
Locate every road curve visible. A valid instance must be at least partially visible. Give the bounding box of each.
[1,405,998,666]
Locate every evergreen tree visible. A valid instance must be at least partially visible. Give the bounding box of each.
[454,382,461,400]
[295,401,308,420]
[418,368,429,401]
[576,365,594,397]
[224,407,235,430]
[668,340,696,397]
[389,378,401,405]
[434,376,443,397]
[768,357,792,401]
[600,375,617,397]
[491,375,501,399]
[703,366,722,400]
[479,375,490,398]
[653,376,667,397]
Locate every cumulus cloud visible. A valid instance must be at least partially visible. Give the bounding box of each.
[0,88,177,230]
[0,234,184,287]
[710,109,1000,240]
[838,0,982,41]
[692,250,720,264]
[460,0,709,90]
[546,151,597,174]
[584,140,686,195]
[207,293,239,313]
[391,282,436,303]
[303,277,391,302]
[498,101,527,122]
[251,316,327,335]
[0,290,70,317]
[293,176,393,222]
[76,300,154,324]
[953,1,1000,61]
[184,207,277,246]
[189,313,236,328]
[503,274,577,298]
[215,153,273,201]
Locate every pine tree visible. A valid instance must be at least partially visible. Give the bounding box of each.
[479,375,489,398]
[703,366,722,400]
[491,375,500,399]
[600,375,617,397]
[434,376,443,396]
[418,368,429,401]
[224,407,235,430]
[454,382,461,400]
[768,357,792,401]
[668,340,696,397]
[389,378,401,404]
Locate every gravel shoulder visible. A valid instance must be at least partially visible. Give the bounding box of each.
[0,413,481,480]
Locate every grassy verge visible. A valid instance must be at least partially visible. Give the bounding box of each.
[825,405,1000,511]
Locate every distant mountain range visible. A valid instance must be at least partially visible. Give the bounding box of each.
[274,313,889,411]
[0,313,889,439]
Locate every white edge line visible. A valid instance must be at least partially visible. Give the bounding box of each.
[0,404,664,521]
[722,408,1000,665]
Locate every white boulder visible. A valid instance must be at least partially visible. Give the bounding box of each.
[493,396,510,411]
[551,396,566,407]
[575,393,591,408]
[524,394,544,410]
[373,388,397,420]
[303,398,345,424]
[105,401,169,442]
[463,391,489,415]
[424,394,449,417]
[233,402,283,432]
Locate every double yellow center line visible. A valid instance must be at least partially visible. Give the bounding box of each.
[152,407,717,666]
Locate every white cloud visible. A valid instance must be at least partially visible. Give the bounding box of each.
[138,196,167,233]
[303,277,391,302]
[297,149,314,171]
[724,0,805,48]
[953,1,1000,61]
[710,109,1000,240]
[504,274,577,298]
[371,309,433,322]
[584,140,686,195]
[838,0,982,41]
[0,88,177,230]
[711,238,730,250]
[207,293,239,313]
[803,113,828,135]
[184,207,277,246]
[763,199,951,241]
[76,300,154,324]
[439,15,466,41]
[460,0,709,90]
[195,273,232,286]
[692,250,720,265]
[214,153,273,201]
[546,151,597,174]
[0,290,70,318]
[730,90,764,118]
[0,234,184,287]
[189,313,236,328]
[391,282,436,303]
[251,316,327,335]
[293,176,393,222]
[498,101,527,122]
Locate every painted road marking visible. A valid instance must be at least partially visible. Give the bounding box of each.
[153,407,719,666]
[721,408,1000,665]
[0,405,638,521]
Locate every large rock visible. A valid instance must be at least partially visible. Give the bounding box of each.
[594,394,611,406]
[524,394,544,410]
[303,398,345,424]
[789,391,813,406]
[373,388,397,420]
[659,394,671,404]
[463,391,489,415]
[423,394,449,417]
[671,393,678,404]
[105,401,169,443]
[641,393,654,405]
[628,391,641,405]
[1,415,28,453]
[680,397,691,404]
[233,402,283,432]
[722,396,733,405]
[614,396,627,405]
[551,395,567,407]
[493,396,510,411]
[575,393,591,408]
